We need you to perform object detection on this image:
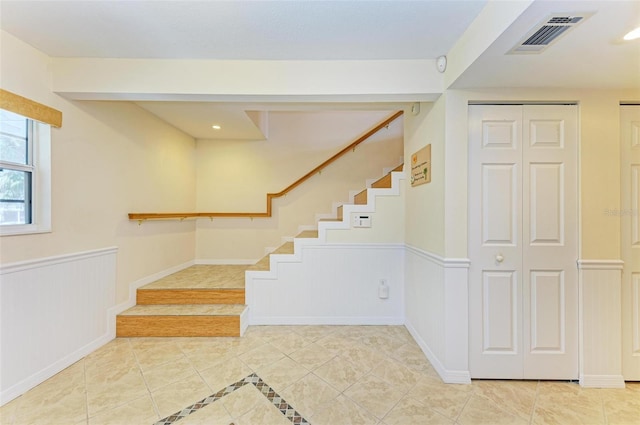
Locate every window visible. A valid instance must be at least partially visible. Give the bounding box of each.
[0,109,51,235]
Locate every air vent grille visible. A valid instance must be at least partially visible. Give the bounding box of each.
[522,25,571,46]
[547,16,583,24]
[508,13,591,54]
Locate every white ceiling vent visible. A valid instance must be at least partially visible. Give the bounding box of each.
[508,13,592,54]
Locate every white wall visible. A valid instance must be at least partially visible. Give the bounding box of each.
[402,98,470,383]
[0,31,199,404]
[195,111,403,261]
[0,31,197,304]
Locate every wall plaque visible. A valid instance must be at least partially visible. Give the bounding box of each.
[411,144,431,187]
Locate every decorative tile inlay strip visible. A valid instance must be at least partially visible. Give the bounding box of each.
[154,373,310,424]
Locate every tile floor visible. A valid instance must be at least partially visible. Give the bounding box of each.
[1,325,639,425]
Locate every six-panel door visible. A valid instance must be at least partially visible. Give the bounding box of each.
[469,105,578,380]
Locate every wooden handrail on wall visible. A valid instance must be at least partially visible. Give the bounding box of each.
[129,110,403,223]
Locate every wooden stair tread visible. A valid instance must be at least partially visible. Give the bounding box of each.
[119,304,246,316]
[318,218,341,222]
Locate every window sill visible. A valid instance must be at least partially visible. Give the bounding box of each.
[0,224,51,237]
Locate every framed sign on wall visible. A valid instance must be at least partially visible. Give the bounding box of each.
[411,144,431,187]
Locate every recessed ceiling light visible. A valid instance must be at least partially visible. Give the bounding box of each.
[624,27,640,41]
[212,125,221,130]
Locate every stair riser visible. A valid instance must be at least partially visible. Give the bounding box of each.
[354,190,367,205]
[137,289,245,305]
[116,315,241,337]
[371,174,392,189]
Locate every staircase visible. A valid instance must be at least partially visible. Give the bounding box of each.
[116,164,403,337]
[116,265,249,337]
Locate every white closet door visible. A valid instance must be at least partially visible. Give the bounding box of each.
[469,105,524,378]
[522,105,578,379]
[469,104,578,379]
[621,105,640,380]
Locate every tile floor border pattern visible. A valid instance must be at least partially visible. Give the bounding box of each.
[154,373,310,425]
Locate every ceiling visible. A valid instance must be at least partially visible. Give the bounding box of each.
[451,0,640,89]
[1,0,638,139]
[0,1,486,60]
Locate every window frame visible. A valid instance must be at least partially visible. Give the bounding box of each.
[0,113,51,236]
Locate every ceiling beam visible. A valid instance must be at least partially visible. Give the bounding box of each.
[51,59,444,103]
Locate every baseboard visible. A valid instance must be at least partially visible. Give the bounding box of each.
[579,374,626,388]
[249,316,405,326]
[1,331,112,406]
[195,259,257,265]
[405,320,471,385]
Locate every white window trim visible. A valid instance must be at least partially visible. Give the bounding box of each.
[0,121,51,236]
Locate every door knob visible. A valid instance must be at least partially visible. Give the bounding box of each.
[496,254,504,263]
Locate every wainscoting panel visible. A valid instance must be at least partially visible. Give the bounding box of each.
[0,247,117,405]
[404,245,471,384]
[577,259,625,388]
[246,244,404,325]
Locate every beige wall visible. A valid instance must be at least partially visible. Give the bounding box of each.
[195,111,404,260]
[443,88,640,260]
[0,31,197,303]
[403,100,446,255]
